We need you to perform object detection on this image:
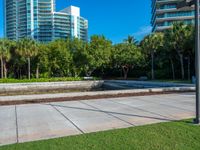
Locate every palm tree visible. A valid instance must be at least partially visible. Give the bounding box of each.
[163,30,177,80]
[184,25,195,81]
[124,35,138,45]
[140,32,164,80]
[0,39,5,79]
[34,43,49,79]
[166,22,191,80]
[17,38,38,80]
[0,39,12,79]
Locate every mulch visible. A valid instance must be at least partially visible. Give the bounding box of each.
[0,90,194,106]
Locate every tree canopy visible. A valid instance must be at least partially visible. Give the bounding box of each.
[0,24,196,81]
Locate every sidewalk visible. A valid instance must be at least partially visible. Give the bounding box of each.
[0,93,195,146]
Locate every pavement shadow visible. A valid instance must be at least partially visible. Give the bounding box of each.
[45,103,174,122]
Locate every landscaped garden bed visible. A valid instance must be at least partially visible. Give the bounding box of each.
[0,90,194,106]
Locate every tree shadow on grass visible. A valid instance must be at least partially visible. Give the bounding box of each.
[175,119,197,125]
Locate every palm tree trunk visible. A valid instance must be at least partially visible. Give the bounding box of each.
[151,52,155,80]
[20,69,22,79]
[170,59,175,80]
[28,57,31,80]
[188,56,190,81]
[36,64,39,79]
[0,56,3,79]
[179,54,185,80]
[3,61,7,79]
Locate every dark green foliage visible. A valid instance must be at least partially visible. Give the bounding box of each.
[0,24,196,81]
[140,23,195,80]
[112,43,143,79]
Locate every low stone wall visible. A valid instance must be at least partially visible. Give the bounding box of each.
[0,80,194,95]
[0,81,104,94]
[0,86,195,103]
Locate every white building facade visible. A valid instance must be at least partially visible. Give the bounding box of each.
[4,0,88,42]
[151,0,195,32]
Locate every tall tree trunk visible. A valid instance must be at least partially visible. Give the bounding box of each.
[28,57,31,80]
[120,68,123,78]
[3,61,7,79]
[170,58,175,80]
[36,64,39,79]
[20,69,22,79]
[0,56,3,79]
[188,56,190,81]
[122,66,129,80]
[17,68,19,79]
[179,54,185,80]
[151,52,155,80]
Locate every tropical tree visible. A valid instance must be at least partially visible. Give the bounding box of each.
[0,39,12,78]
[46,39,72,77]
[183,25,195,80]
[124,35,138,45]
[33,43,49,78]
[162,29,177,80]
[70,38,89,77]
[86,35,112,76]
[165,22,192,80]
[161,43,178,79]
[0,39,6,78]
[113,43,142,79]
[140,32,164,80]
[16,38,38,79]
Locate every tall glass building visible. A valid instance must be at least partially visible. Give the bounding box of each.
[4,0,88,42]
[151,0,195,32]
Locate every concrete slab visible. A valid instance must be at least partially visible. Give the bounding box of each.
[51,101,131,133]
[131,99,194,120]
[148,95,195,111]
[82,99,170,126]
[17,104,81,143]
[0,106,17,146]
[117,94,194,111]
[0,93,196,146]
[107,96,194,120]
[154,94,195,102]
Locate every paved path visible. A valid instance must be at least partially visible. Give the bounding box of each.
[0,93,195,146]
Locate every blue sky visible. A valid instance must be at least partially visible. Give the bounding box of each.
[0,0,152,43]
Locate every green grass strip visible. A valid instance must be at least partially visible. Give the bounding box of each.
[0,120,200,150]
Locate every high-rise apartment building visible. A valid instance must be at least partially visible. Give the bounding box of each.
[151,0,195,32]
[4,0,88,42]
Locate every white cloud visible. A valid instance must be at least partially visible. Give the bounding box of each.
[133,26,152,40]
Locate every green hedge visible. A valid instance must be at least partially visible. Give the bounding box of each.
[0,77,84,83]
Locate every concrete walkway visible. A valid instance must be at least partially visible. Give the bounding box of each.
[0,93,195,146]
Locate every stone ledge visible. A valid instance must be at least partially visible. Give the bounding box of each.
[0,81,104,93]
[0,86,195,102]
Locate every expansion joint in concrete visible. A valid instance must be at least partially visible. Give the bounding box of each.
[15,105,19,143]
[110,100,172,121]
[80,101,135,126]
[50,104,84,134]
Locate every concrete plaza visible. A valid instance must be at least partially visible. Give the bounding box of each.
[0,93,195,146]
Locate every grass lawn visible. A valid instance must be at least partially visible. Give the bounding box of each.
[0,120,200,150]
